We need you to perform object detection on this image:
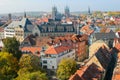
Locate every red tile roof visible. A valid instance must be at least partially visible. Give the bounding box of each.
[45,45,72,55]
[115,44,120,51]
[113,75,120,80]
[21,47,41,57]
[36,17,48,24]
[80,25,94,35]
[114,38,120,51]
[69,63,103,80]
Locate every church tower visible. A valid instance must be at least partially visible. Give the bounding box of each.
[24,12,27,18]
[65,6,70,18]
[52,6,57,20]
[88,6,91,15]
[8,13,12,21]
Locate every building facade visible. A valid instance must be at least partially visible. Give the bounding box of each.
[0,28,4,39]
[4,17,34,42]
[65,6,70,18]
[41,44,75,70]
[33,22,76,37]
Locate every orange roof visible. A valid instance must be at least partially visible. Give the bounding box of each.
[69,63,103,80]
[66,18,72,22]
[115,44,120,51]
[21,47,41,57]
[42,17,48,22]
[81,25,89,31]
[45,45,72,54]
[80,25,94,35]
[113,75,120,80]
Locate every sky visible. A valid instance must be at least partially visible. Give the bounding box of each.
[0,0,120,14]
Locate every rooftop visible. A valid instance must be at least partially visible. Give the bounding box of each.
[45,45,72,55]
[69,63,103,80]
[21,46,41,57]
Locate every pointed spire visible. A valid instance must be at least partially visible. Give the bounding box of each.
[8,13,12,21]
[52,5,57,20]
[24,11,26,18]
[88,6,91,15]
[65,6,70,18]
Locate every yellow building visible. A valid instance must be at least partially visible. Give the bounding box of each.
[14,25,24,43]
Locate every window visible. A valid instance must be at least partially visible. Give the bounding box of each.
[43,65,47,69]
[43,60,47,64]
[52,66,54,69]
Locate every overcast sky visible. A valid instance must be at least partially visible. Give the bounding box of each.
[0,0,120,14]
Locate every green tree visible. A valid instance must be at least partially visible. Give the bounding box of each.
[2,37,21,60]
[16,54,48,80]
[0,52,18,80]
[19,54,42,71]
[57,58,77,80]
[15,68,48,80]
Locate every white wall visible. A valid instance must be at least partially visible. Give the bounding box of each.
[4,28,15,38]
[41,49,75,70]
[41,57,58,69]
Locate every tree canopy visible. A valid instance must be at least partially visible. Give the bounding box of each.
[2,37,21,60]
[57,58,77,80]
[15,69,48,80]
[0,52,18,80]
[16,54,48,80]
[19,54,42,71]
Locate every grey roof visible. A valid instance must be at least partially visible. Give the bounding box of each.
[20,18,34,32]
[94,31,116,40]
[38,23,75,33]
[6,18,34,32]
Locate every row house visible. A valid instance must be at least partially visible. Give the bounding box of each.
[93,30,116,48]
[88,40,111,70]
[20,35,75,70]
[71,34,88,61]
[69,63,103,80]
[70,41,112,80]
[20,34,88,64]
[89,40,109,58]
[46,34,88,62]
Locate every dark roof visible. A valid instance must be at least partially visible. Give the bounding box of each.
[38,22,75,33]
[21,18,34,32]
[94,31,116,40]
[95,46,111,69]
[69,63,103,80]
[21,35,36,46]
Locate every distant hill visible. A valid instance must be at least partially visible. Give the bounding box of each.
[0,11,48,17]
[71,11,89,15]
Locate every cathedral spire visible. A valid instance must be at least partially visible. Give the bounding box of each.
[88,6,91,15]
[24,11,27,18]
[8,13,12,21]
[65,6,70,18]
